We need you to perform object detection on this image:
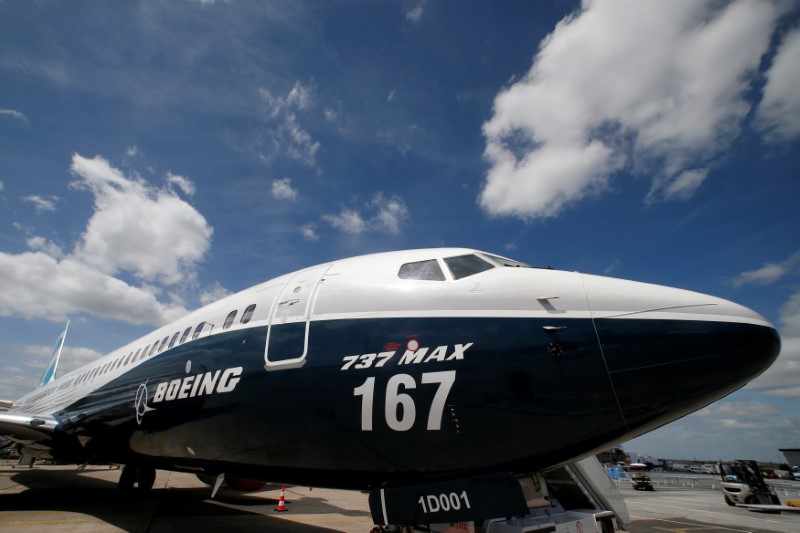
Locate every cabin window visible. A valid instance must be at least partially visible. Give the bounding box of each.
[192,322,206,340]
[241,304,256,324]
[444,254,494,280]
[223,310,237,330]
[159,336,169,352]
[124,352,135,366]
[169,332,180,349]
[180,326,192,344]
[398,259,446,281]
[148,342,158,357]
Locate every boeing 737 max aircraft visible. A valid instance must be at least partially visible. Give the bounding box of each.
[0,248,781,526]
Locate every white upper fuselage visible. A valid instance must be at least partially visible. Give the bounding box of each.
[12,247,772,417]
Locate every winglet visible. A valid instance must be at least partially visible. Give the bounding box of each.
[38,321,69,388]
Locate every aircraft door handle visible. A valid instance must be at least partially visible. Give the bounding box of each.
[278,298,300,307]
[543,326,567,331]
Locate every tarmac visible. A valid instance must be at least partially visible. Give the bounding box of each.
[1,463,799,533]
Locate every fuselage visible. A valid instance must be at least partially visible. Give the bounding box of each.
[7,248,781,489]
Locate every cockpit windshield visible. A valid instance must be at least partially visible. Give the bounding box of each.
[443,254,495,280]
[398,251,536,282]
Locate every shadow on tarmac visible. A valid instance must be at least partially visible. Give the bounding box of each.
[1,467,361,532]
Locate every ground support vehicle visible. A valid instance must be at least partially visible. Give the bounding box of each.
[629,471,653,491]
[717,460,781,506]
[625,463,654,491]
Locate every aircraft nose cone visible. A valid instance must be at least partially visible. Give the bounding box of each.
[583,275,781,437]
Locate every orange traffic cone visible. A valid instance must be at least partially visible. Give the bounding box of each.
[275,485,288,512]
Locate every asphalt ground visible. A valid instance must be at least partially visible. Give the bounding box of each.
[1,464,799,532]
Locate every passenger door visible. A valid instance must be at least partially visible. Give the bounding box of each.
[264,264,330,370]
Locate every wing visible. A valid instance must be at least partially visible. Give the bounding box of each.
[0,411,60,453]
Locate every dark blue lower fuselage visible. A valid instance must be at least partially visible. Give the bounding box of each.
[54,316,780,489]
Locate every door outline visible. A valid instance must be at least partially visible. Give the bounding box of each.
[264,264,331,371]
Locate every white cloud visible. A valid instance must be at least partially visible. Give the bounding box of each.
[22,344,104,376]
[480,0,785,219]
[286,82,312,111]
[730,251,800,288]
[603,259,621,275]
[323,208,367,234]
[734,264,787,287]
[406,1,425,23]
[324,108,338,122]
[322,193,409,235]
[300,224,319,241]
[747,290,800,398]
[735,252,800,398]
[748,337,800,398]
[21,195,58,213]
[0,108,29,123]
[26,236,64,259]
[695,399,780,418]
[71,154,213,286]
[0,153,215,328]
[718,417,792,430]
[282,113,320,164]
[755,28,800,142]
[662,168,709,201]
[0,372,37,401]
[167,172,196,196]
[259,82,320,166]
[781,291,800,336]
[372,193,409,234]
[199,282,232,306]
[0,252,187,325]
[271,177,298,200]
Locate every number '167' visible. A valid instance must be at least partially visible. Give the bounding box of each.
[353,371,456,431]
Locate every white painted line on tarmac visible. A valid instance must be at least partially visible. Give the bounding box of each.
[628,500,799,527]
[628,515,753,532]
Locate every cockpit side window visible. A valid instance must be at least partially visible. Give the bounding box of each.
[481,253,530,268]
[398,259,446,281]
[444,254,494,280]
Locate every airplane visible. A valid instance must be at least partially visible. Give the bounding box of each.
[0,248,781,527]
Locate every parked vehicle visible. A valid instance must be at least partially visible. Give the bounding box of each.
[627,463,654,491]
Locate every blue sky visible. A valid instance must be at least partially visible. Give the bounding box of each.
[1,0,799,464]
